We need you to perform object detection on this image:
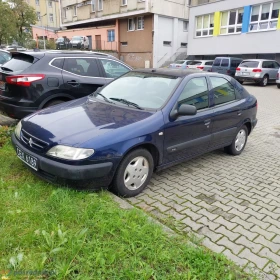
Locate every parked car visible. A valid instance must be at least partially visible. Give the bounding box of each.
[276,69,280,89]
[3,45,27,51]
[69,36,89,49]
[55,37,70,49]
[11,69,258,197]
[235,59,280,86]
[0,50,11,66]
[211,57,243,77]
[187,60,213,71]
[168,60,192,69]
[0,51,132,119]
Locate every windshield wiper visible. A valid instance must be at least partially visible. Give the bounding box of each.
[91,91,114,104]
[110,98,144,110]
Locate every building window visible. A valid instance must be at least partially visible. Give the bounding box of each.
[35,0,39,5]
[250,2,280,31]
[107,30,115,42]
[37,11,40,20]
[128,18,135,31]
[73,5,77,16]
[98,0,103,11]
[181,42,188,47]
[63,8,66,18]
[163,41,171,46]
[49,13,53,22]
[121,42,128,46]
[137,16,144,30]
[183,21,189,31]
[48,1,52,7]
[121,0,127,6]
[195,14,214,37]
[92,0,95,11]
[220,8,243,34]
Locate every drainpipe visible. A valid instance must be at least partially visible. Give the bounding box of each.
[58,0,62,28]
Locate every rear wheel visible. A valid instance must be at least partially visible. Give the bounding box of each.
[111,149,154,197]
[277,84,280,89]
[237,80,243,84]
[260,75,268,87]
[225,125,248,156]
[43,99,65,108]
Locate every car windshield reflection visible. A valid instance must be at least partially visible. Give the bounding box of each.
[92,72,181,110]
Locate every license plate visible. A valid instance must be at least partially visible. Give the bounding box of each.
[242,72,249,76]
[72,45,77,47]
[16,146,38,171]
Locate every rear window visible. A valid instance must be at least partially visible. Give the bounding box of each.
[213,58,221,66]
[221,59,229,67]
[175,60,185,64]
[239,61,259,68]
[0,51,11,65]
[188,61,202,65]
[1,54,35,72]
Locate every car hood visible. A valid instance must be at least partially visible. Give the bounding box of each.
[23,97,155,147]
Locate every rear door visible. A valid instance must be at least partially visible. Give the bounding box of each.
[211,58,221,73]
[208,76,243,149]
[62,57,106,98]
[98,58,131,81]
[271,61,279,80]
[219,58,230,75]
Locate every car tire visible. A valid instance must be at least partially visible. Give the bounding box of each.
[237,80,244,84]
[111,148,154,197]
[260,75,268,87]
[43,99,65,108]
[225,125,248,156]
[277,84,280,89]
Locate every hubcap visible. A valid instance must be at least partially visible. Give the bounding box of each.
[124,156,149,190]
[263,77,268,86]
[235,129,246,152]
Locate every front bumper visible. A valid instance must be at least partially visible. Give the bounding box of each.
[0,99,37,119]
[11,133,114,190]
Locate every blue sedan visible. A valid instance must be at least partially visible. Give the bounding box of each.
[12,69,258,197]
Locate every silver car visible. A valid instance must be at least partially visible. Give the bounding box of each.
[187,60,214,72]
[168,60,192,69]
[235,59,280,87]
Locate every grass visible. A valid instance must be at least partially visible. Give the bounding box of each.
[0,131,256,279]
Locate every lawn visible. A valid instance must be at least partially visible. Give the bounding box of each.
[0,127,255,280]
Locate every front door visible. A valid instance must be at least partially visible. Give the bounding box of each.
[95,35,101,50]
[163,76,214,164]
[62,57,106,98]
[208,76,244,149]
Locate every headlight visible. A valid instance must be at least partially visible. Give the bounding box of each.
[47,145,94,160]
[15,121,22,139]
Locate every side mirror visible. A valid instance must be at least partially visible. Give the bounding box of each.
[170,104,197,120]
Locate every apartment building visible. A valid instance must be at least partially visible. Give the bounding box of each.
[58,0,190,68]
[188,0,280,61]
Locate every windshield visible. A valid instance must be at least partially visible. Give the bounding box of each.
[174,60,185,64]
[72,36,82,40]
[93,72,181,110]
[239,61,259,68]
[56,38,64,42]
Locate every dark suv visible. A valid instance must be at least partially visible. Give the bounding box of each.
[0,51,132,119]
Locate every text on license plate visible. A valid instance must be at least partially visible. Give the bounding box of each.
[242,72,249,76]
[16,146,38,171]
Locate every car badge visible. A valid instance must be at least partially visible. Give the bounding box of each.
[28,138,33,147]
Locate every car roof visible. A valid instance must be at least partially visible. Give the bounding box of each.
[215,57,242,59]
[241,59,275,61]
[132,68,228,78]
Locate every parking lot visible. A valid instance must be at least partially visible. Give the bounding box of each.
[126,83,280,279]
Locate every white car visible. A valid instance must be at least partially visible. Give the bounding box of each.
[276,68,280,89]
[168,60,192,69]
[187,60,214,72]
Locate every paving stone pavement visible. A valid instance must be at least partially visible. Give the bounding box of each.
[126,83,280,279]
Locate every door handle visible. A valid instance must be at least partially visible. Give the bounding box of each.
[204,119,211,126]
[67,80,79,87]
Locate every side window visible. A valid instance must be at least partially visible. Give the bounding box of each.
[178,77,209,110]
[205,61,213,65]
[273,61,280,69]
[51,58,64,69]
[63,58,101,77]
[100,59,130,78]
[221,59,229,67]
[210,77,236,106]
[213,58,221,66]
[262,61,273,68]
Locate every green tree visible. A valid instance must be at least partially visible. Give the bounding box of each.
[0,1,16,45]
[9,0,37,45]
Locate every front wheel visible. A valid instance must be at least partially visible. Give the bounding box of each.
[225,125,248,156]
[111,149,154,197]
